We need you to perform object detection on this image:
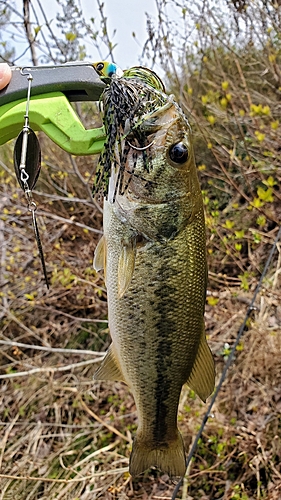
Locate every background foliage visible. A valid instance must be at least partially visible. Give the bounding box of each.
[0,1,280,499]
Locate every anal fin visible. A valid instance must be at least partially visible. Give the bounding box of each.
[186,328,215,402]
[93,345,126,383]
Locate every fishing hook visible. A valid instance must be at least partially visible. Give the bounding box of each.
[127,140,154,151]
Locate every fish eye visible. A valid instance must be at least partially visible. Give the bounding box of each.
[169,142,189,164]
[96,62,104,73]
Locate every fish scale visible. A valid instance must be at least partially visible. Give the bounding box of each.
[93,67,215,477]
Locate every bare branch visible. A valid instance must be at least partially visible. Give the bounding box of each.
[79,398,131,443]
[23,0,38,65]
[34,306,108,323]
[0,358,102,379]
[0,339,105,356]
[35,210,103,234]
[96,0,116,61]
[0,467,128,483]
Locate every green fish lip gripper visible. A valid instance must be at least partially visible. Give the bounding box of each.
[0,62,107,155]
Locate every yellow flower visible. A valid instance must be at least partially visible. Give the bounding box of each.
[198,164,206,171]
[271,120,279,130]
[207,296,219,306]
[255,131,265,142]
[262,105,270,115]
[207,115,216,125]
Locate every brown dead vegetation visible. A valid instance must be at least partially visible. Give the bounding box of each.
[0,131,280,499]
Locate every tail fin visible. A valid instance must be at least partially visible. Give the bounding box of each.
[129,431,186,477]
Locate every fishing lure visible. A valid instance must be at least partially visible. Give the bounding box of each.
[93,61,124,79]
[13,69,49,288]
[93,66,167,199]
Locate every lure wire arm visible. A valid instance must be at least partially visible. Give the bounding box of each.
[13,69,50,288]
[18,69,33,193]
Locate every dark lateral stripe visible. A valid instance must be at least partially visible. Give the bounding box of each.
[153,245,178,445]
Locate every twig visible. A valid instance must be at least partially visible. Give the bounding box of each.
[272,243,281,290]
[0,339,105,357]
[0,473,87,484]
[0,468,128,483]
[0,358,101,379]
[0,421,96,428]
[72,440,120,468]
[96,0,116,61]
[79,397,131,443]
[32,190,95,206]
[35,210,103,234]
[36,0,64,60]
[69,155,103,215]
[23,0,38,65]
[30,0,57,63]
[0,199,8,311]
[34,306,108,323]
[0,415,19,470]
[1,307,47,343]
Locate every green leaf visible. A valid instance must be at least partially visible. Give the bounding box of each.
[224,219,234,229]
[257,186,274,202]
[251,197,264,208]
[34,25,41,35]
[65,31,77,41]
[263,176,277,187]
[256,215,266,227]
[235,230,245,238]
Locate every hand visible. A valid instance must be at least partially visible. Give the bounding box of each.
[0,63,12,90]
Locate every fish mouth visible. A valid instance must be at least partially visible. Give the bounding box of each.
[93,74,171,200]
[93,69,193,209]
[101,111,190,205]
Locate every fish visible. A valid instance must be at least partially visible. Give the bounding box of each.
[93,67,215,478]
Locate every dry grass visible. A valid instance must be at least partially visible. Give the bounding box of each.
[0,278,281,499]
[0,114,281,498]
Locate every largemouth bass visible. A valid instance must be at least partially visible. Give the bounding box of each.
[93,68,215,477]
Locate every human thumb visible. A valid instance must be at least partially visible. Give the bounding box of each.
[0,63,12,90]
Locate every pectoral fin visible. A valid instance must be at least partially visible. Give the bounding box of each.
[118,240,136,298]
[186,328,215,402]
[93,345,126,383]
[93,235,106,272]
